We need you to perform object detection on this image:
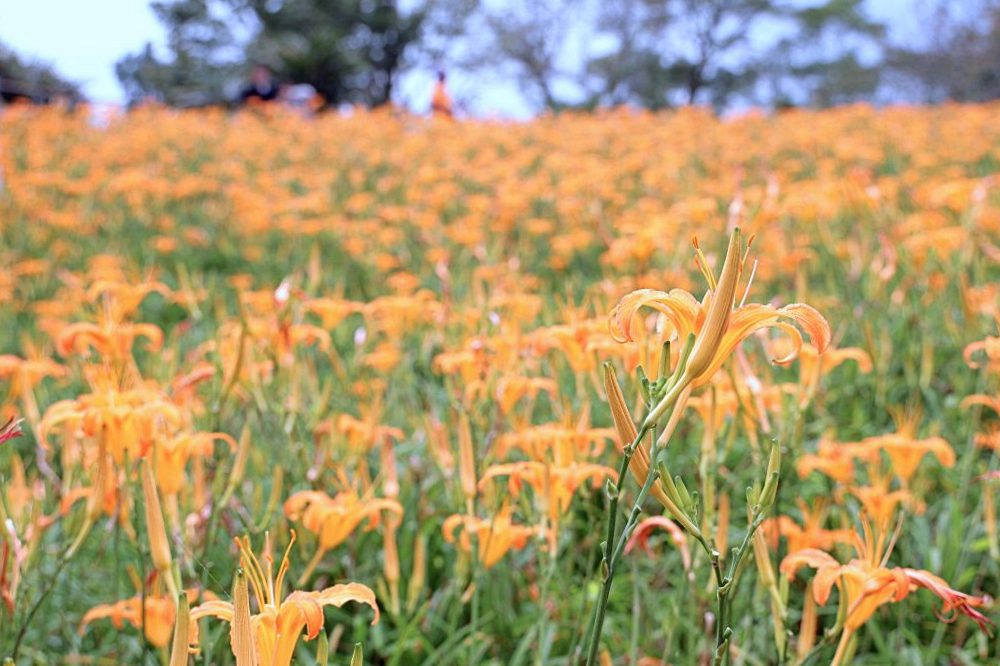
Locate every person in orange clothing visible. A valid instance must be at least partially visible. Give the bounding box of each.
[431,71,453,118]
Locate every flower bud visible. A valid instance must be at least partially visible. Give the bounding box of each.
[231,569,256,666]
[685,228,742,383]
[458,412,477,505]
[168,593,190,666]
[141,457,179,603]
[759,441,782,510]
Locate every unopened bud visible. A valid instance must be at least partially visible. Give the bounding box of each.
[685,229,742,383]
[759,441,782,509]
[168,593,191,666]
[231,569,256,666]
[458,412,477,502]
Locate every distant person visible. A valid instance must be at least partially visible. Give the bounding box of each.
[431,71,453,118]
[240,64,280,104]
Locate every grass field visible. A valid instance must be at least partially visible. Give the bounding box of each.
[1,102,999,664]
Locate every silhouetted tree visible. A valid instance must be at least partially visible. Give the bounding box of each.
[887,0,1000,102]
[119,0,422,108]
[240,0,422,107]
[761,0,886,107]
[116,0,240,106]
[0,41,82,104]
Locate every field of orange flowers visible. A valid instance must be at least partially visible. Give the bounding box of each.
[1,102,999,664]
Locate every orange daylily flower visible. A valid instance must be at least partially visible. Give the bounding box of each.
[480,460,614,547]
[361,342,402,372]
[361,292,444,336]
[283,487,403,580]
[964,393,1000,423]
[796,438,877,485]
[0,451,51,617]
[494,375,558,414]
[81,587,201,648]
[324,405,403,453]
[0,353,65,401]
[974,425,1000,452]
[479,409,615,554]
[863,408,955,483]
[609,230,831,390]
[625,516,692,574]
[56,320,164,361]
[866,432,954,484]
[169,362,216,423]
[40,380,182,465]
[526,320,608,374]
[764,499,855,554]
[442,504,540,568]
[493,418,613,462]
[154,431,236,497]
[1,535,19,616]
[191,533,378,666]
[846,473,922,526]
[85,279,171,320]
[304,296,363,329]
[433,344,490,387]
[964,333,1000,372]
[782,515,991,665]
[767,339,872,408]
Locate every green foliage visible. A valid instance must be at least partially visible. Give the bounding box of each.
[887,1,1000,103]
[243,0,423,107]
[115,0,242,106]
[117,0,423,107]
[0,41,82,104]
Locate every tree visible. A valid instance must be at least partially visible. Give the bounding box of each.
[241,0,423,107]
[760,0,886,107]
[583,0,774,110]
[583,0,675,109]
[419,0,587,111]
[0,41,82,104]
[669,0,773,105]
[116,0,241,106]
[886,0,1000,103]
[118,0,422,108]
[425,0,774,113]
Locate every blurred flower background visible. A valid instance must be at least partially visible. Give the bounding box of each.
[2,1,1000,665]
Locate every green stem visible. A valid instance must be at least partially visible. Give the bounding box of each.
[533,538,560,666]
[11,552,72,660]
[710,511,768,666]
[629,555,641,666]
[584,422,656,666]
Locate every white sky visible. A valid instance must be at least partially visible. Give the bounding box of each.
[0,1,164,103]
[0,0,922,117]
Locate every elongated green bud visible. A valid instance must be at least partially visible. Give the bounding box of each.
[643,334,695,428]
[636,365,651,404]
[315,630,329,665]
[655,458,703,538]
[759,440,782,510]
[658,340,672,381]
